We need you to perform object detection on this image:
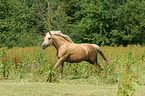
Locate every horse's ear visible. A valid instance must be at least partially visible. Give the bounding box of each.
[48,31,52,36]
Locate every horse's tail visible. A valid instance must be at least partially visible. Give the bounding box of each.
[92,44,109,63]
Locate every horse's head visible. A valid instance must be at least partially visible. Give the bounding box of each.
[42,30,73,49]
[41,32,53,49]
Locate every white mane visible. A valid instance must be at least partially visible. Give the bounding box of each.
[47,31,73,42]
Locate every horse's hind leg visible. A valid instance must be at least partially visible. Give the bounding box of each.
[88,60,103,71]
[89,54,103,71]
[94,62,103,71]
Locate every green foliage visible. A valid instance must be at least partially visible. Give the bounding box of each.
[71,0,111,44]
[49,1,68,33]
[0,0,40,48]
[0,0,145,47]
[117,65,138,96]
[46,68,58,82]
[0,48,10,79]
[69,0,145,46]
[111,0,145,46]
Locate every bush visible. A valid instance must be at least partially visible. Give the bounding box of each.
[0,0,40,48]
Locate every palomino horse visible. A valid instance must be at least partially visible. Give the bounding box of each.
[42,31,109,79]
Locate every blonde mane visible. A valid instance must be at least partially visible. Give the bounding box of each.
[47,31,73,43]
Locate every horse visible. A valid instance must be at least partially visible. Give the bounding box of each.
[42,31,109,79]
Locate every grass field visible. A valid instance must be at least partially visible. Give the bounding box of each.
[0,45,145,95]
[0,80,145,96]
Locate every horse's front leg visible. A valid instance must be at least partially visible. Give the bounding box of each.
[53,57,66,69]
[59,63,64,79]
[53,55,68,79]
[52,57,66,79]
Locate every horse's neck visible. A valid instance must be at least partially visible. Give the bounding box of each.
[52,36,69,50]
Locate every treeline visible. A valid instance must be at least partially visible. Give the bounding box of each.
[0,0,145,48]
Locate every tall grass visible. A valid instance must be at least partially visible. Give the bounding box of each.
[0,45,144,86]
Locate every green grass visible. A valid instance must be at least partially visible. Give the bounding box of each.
[0,80,144,96]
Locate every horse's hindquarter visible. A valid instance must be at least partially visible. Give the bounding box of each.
[66,44,96,63]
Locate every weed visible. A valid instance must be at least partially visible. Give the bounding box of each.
[0,48,10,80]
[117,62,138,96]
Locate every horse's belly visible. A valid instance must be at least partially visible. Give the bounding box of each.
[65,44,93,63]
[66,54,88,63]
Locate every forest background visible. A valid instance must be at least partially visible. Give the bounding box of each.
[0,0,145,48]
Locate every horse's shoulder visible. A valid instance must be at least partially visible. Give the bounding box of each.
[58,44,71,57]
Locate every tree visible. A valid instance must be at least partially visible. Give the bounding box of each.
[0,0,39,48]
[110,0,145,46]
[0,0,145,48]
[70,0,112,45]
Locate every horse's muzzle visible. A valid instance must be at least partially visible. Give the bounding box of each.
[42,44,48,49]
